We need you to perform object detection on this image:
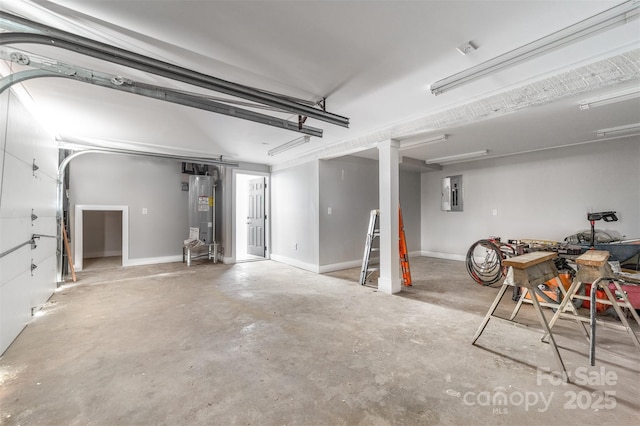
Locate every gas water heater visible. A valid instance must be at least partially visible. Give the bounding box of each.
[188,175,215,244]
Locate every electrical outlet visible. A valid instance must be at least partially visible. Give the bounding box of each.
[492,209,498,216]
[142,208,148,215]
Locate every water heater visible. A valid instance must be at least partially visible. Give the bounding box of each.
[188,175,215,244]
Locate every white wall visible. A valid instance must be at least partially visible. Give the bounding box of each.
[318,156,378,269]
[0,90,58,354]
[69,154,188,265]
[421,137,640,259]
[269,155,421,273]
[317,155,422,271]
[270,160,319,271]
[399,169,421,254]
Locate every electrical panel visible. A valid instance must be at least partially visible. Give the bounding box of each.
[442,175,463,212]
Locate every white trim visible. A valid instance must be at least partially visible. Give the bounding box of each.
[420,251,466,262]
[318,252,423,273]
[318,259,362,274]
[126,255,183,267]
[231,169,271,264]
[74,205,128,271]
[83,250,122,259]
[270,254,319,273]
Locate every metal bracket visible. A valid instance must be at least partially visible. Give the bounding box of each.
[0,17,350,128]
[318,97,326,112]
[32,159,39,175]
[298,115,308,130]
[31,261,38,275]
[31,209,38,222]
[10,51,29,65]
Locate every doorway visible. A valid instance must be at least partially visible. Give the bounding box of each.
[82,210,123,270]
[235,173,269,262]
[75,205,129,271]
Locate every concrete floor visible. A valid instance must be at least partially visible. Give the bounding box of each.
[1,257,638,425]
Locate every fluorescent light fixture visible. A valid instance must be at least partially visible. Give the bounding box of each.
[596,123,640,138]
[267,135,311,156]
[426,150,488,164]
[399,134,448,151]
[579,87,640,110]
[429,1,640,95]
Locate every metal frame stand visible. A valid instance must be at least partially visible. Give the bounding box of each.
[542,250,640,366]
[183,242,218,267]
[472,251,568,382]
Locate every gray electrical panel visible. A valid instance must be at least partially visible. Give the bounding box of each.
[442,175,463,212]
[188,175,215,243]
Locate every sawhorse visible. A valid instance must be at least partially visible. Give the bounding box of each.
[472,251,568,381]
[543,250,640,365]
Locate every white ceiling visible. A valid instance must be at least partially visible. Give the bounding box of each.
[1,0,639,168]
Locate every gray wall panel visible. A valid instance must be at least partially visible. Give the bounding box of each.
[270,160,319,269]
[420,137,640,258]
[69,154,189,261]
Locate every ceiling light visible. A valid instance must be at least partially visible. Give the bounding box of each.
[596,123,640,138]
[268,135,311,156]
[429,1,640,95]
[399,134,448,151]
[579,87,640,110]
[426,150,488,164]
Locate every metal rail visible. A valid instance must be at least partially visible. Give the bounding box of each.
[0,51,324,137]
[0,12,350,128]
[0,239,35,259]
[0,233,55,259]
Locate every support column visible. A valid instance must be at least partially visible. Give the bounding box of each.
[377,139,401,294]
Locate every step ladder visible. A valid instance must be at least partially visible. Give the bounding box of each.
[399,207,412,287]
[359,209,380,286]
[359,208,412,287]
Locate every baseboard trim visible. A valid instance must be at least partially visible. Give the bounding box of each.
[318,251,423,274]
[318,259,362,274]
[83,250,123,259]
[270,254,319,273]
[124,255,184,267]
[420,251,465,262]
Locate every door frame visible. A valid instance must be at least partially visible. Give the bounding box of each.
[231,169,270,263]
[74,204,129,271]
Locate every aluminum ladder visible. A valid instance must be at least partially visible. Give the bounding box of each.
[359,209,380,286]
[359,208,412,286]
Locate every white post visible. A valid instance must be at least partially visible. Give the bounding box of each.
[377,139,401,294]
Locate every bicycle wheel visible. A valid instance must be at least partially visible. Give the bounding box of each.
[466,239,504,285]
